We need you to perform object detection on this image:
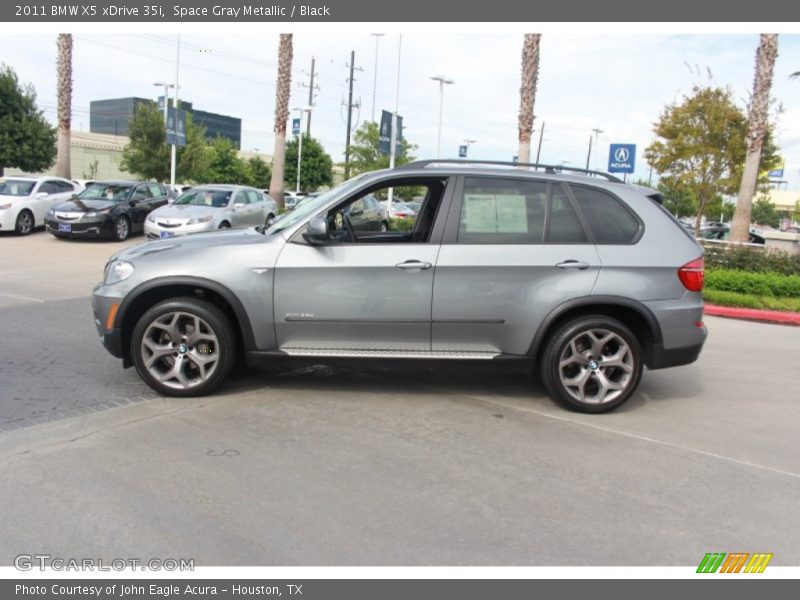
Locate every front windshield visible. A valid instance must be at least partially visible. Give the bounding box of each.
[267,175,368,234]
[175,189,232,208]
[0,180,35,196]
[79,183,133,201]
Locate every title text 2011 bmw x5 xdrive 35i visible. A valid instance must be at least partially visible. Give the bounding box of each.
[91,161,707,413]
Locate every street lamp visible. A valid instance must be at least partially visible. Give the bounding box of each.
[292,106,313,194]
[370,33,384,123]
[591,127,603,171]
[462,138,477,158]
[430,75,454,159]
[152,81,175,124]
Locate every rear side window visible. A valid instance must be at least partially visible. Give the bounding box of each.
[547,185,586,243]
[458,178,547,243]
[245,190,261,203]
[570,186,641,243]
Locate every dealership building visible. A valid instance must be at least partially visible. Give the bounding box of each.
[90,97,242,149]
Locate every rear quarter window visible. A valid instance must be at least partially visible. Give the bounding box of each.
[570,186,642,244]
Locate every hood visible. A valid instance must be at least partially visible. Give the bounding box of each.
[151,204,225,221]
[112,227,276,263]
[53,198,117,213]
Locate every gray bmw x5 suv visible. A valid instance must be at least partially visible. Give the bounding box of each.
[92,160,707,413]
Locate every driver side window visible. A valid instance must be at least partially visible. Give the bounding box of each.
[323,179,447,244]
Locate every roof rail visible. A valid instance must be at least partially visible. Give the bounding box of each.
[396,159,624,183]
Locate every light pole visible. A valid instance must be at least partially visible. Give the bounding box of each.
[462,138,477,158]
[170,35,181,187]
[370,33,384,123]
[388,34,402,208]
[293,106,312,194]
[430,75,454,159]
[152,81,175,124]
[591,127,603,171]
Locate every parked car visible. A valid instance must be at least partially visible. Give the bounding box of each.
[698,224,765,245]
[92,160,707,413]
[46,180,170,241]
[144,185,278,240]
[380,199,417,219]
[0,176,83,235]
[283,192,305,211]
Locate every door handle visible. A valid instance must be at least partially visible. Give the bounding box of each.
[396,260,432,271]
[556,260,590,270]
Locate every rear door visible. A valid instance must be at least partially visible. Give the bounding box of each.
[432,177,601,356]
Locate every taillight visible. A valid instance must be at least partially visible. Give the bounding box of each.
[678,257,704,292]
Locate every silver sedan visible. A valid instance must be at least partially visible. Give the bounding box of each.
[145,185,278,240]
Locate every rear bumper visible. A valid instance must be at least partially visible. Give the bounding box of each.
[646,340,705,370]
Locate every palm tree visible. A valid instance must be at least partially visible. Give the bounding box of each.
[730,34,779,243]
[269,34,293,209]
[517,34,542,164]
[55,33,73,179]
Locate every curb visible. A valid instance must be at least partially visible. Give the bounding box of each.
[704,304,800,326]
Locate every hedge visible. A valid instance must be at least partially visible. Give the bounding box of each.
[703,289,800,312]
[701,242,800,276]
[705,269,800,298]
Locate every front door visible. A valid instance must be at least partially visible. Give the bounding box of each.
[273,178,451,354]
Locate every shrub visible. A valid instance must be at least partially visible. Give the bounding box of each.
[703,289,800,312]
[705,269,800,298]
[389,217,415,232]
[701,241,800,276]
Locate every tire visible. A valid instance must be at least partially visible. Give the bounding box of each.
[218,221,231,230]
[131,297,236,397]
[15,210,34,235]
[539,315,643,413]
[113,216,130,241]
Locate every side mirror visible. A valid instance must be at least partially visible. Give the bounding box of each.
[303,216,329,245]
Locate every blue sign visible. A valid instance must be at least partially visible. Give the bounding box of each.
[378,110,403,156]
[768,160,785,178]
[166,107,187,147]
[292,118,301,136]
[459,145,468,158]
[608,143,636,174]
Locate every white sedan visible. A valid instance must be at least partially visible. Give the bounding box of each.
[0,176,83,235]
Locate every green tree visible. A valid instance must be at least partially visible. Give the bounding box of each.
[203,136,250,184]
[0,64,56,177]
[120,102,208,182]
[348,121,417,176]
[645,85,780,233]
[657,182,697,218]
[751,196,780,227]
[246,157,272,189]
[284,135,333,192]
[703,196,735,222]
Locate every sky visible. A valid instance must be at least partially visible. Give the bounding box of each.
[1,32,799,188]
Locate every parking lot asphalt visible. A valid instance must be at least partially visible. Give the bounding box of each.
[0,230,798,566]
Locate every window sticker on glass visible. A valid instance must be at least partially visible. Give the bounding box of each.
[495,195,527,233]
[463,194,498,232]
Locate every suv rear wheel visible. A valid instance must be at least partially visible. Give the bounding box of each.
[540,315,643,413]
[131,297,236,397]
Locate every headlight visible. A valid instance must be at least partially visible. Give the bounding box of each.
[104,260,134,285]
[0,203,11,210]
[147,214,156,223]
[188,215,213,225]
[86,208,111,217]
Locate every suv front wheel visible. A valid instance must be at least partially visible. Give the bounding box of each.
[540,315,643,413]
[131,297,236,397]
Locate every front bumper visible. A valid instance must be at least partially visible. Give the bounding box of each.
[144,220,215,239]
[91,289,125,360]
[0,208,18,230]
[46,216,113,238]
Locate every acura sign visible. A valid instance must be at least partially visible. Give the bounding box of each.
[608,143,636,174]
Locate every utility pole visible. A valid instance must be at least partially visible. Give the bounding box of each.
[300,57,318,137]
[343,50,362,180]
[585,134,593,170]
[535,121,545,166]
[170,34,181,187]
[388,34,402,208]
[591,127,603,170]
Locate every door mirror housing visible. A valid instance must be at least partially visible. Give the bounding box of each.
[303,216,330,245]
